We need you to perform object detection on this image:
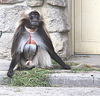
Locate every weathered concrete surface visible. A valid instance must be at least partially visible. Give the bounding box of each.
[67,55,100,67]
[48,72,100,87]
[0,60,10,84]
[0,71,7,84]
[0,59,10,71]
[0,86,100,96]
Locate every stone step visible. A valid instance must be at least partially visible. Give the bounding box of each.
[0,59,100,87]
[1,71,100,87]
[48,72,100,87]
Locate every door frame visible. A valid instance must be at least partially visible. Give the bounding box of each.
[72,0,75,55]
[72,0,100,55]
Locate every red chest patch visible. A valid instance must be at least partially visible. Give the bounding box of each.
[26,35,36,44]
[25,27,37,45]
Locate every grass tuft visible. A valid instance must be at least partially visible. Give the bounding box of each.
[5,68,51,87]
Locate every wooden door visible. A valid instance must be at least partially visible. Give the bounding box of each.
[75,0,100,54]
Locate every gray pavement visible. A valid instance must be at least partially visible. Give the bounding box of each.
[0,86,100,96]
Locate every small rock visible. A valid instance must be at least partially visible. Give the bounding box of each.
[47,0,67,7]
[26,0,44,7]
[0,33,13,60]
[0,5,27,33]
[50,32,70,59]
[42,7,70,33]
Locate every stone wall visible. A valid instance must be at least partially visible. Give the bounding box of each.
[0,0,71,60]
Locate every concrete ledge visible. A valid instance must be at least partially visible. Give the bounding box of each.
[48,72,100,87]
[0,59,100,87]
[0,71,7,84]
[1,71,100,87]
